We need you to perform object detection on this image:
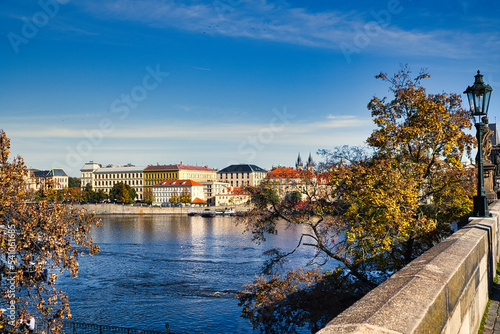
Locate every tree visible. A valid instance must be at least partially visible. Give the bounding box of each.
[68,177,81,188]
[95,189,109,203]
[83,183,95,203]
[169,193,179,204]
[364,65,475,262]
[109,182,136,204]
[287,190,302,203]
[316,145,373,171]
[0,131,101,331]
[65,187,84,203]
[236,66,476,333]
[143,187,154,205]
[180,189,191,204]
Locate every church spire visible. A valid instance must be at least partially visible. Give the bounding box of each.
[306,153,315,172]
[296,153,303,170]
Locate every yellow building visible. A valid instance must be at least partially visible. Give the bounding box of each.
[144,162,217,187]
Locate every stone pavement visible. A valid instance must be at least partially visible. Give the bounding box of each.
[483,280,500,334]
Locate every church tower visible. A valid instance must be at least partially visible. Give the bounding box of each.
[295,153,303,170]
[306,153,315,172]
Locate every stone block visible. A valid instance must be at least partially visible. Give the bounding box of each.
[318,205,500,334]
[457,308,470,334]
[326,276,415,326]
[317,324,401,333]
[442,305,461,334]
[448,261,466,312]
[478,275,489,316]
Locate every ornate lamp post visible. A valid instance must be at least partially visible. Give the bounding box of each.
[464,70,493,217]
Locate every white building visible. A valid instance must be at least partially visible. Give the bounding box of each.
[151,179,205,206]
[217,164,267,187]
[28,168,69,190]
[213,186,250,207]
[201,180,229,206]
[80,162,146,200]
[80,161,100,190]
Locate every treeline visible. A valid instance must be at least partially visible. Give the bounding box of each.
[34,178,151,204]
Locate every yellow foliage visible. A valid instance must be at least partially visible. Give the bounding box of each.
[0,130,101,329]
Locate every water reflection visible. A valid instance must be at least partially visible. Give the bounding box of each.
[58,215,315,334]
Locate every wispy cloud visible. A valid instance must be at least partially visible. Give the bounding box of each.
[5,113,374,175]
[191,67,211,71]
[4,114,372,141]
[74,0,500,59]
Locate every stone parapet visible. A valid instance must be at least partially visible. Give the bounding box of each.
[73,203,193,215]
[318,201,500,334]
[72,203,245,215]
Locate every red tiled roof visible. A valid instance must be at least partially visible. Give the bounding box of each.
[145,164,216,172]
[192,197,207,204]
[266,167,316,179]
[226,187,249,195]
[151,179,204,187]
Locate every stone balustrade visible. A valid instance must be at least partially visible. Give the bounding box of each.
[318,201,500,334]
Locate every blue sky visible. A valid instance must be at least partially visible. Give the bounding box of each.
[2,0,500,176]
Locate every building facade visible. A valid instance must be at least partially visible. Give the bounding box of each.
[263,153,320,199]
[28,168,69,190]
[201,181,229,205]
[80,162,146,200]
[151,179,205,206]
[265,167,317,199]
[144,163,217,187]
[213,186,250,207]
[80,161,101,190]
[93,166,146,200]
[217,164,267,187]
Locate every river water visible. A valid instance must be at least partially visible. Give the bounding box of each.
[56,215,316,334]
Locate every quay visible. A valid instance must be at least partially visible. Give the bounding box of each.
[73,203,247,216]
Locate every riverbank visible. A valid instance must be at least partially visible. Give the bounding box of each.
[74,203,247,215]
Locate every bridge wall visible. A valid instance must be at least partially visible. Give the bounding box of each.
[318,201,500,334]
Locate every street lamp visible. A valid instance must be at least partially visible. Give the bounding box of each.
[464,70,493,217]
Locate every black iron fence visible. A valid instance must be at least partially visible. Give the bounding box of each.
[35,320,172,334]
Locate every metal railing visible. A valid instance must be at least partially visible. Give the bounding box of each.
[35,320,172,334]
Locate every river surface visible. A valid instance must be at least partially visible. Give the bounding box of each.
[56,215,316,334]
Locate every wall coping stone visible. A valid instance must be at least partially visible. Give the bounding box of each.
[318,201,500,334]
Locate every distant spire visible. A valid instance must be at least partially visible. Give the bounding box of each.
[307,152,314,165]
[306,152,315,172]
[296,153,303,170]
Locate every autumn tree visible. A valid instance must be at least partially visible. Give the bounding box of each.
[143,187,154,205]
[109,182,136,204]
[64,187,84,203]
[169,194,179,204]
[83,183,95,203]
[0,131,101,331]
[179,189,191,204]
[236,65,476,333]
[358,65,475,263]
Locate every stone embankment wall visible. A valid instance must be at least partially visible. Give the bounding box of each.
[74,203,193,215]
[318,201,500,334]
